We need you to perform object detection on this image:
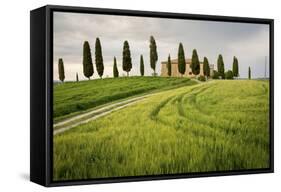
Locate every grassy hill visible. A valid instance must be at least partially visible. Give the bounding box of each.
[53,80,270,181]
[54,76,196,121]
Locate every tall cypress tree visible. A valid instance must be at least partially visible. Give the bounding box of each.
[203,57,210,77]
[95,38,104,79]
[167,54,172,77]
[122,40,132,76]
[217,54,225,79]
[150,36,158,76]
[83,41,94,80]
[140,55,144,76]
[76,72,79,82]
[232,56,239,78]
[191,49,200,75]
[178,43,186,77]
[58,58,65,82]
[248,66,251,79]
[113,57,119,78]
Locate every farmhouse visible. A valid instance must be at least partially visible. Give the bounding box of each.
[160,58,214,77]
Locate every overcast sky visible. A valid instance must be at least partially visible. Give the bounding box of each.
[53,12,270,81]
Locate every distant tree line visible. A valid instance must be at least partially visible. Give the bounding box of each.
[57,35,242,82]
[164,43,240,81]
[57,35,159,82]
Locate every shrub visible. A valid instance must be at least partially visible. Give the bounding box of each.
[212,70,220,79]
[225,70,234,79]
[198,75,206,82]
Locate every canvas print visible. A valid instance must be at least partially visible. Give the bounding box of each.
[52,11,270,181]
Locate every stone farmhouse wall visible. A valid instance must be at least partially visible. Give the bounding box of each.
[160,58,214,77]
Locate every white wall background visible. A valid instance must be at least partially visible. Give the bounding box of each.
[0,0,280,191]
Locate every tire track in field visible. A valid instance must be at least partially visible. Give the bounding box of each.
[173,83,266,143]
[149,85,210,125]
[148,83,237,139]
[54,80,202,135]
[148,84,205,122]
[149,96,174,121]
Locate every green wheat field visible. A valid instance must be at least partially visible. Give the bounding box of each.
[53,78,269,181]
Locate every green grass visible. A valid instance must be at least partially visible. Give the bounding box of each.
[54,76,196,122]
[53,80,270,181]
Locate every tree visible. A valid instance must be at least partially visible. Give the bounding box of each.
[232,56,239,78]
[248,66,251,79]
[140,55,144,76]
[203,57,210,78]
[58,58,65,82]
[149,36,158,76]
[167,54,172,77]
[225,70,234,79]
[95,38,104,78]
[191,49,200,75]
[83,41,94,80]
[76,73,79,82]
[122,40,132,76]
[217,54,225,79]
[113,57,119,78]
[178,43,186,77]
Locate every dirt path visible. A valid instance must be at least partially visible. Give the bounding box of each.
[53,93,157,135]
[53,80,208,135]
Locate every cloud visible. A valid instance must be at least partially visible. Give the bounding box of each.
[53,12,270,81]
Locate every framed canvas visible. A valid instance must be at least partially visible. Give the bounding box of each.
[30,5,274,187]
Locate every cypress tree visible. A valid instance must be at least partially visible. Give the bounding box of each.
[203,57,210,77]
[113,57,119,78]
[191,49,200,75]
[248,66,251,79]
[140,55,144,76]
[217,54,225,79]
[58,58,65,82]
[149,36,158,76]
[122,40,132,76]
[178,43,186,77]
[83,41,94,80]
[232,56,239,78]
[167,54,172,77]
[76,73,79,82]
[95,38,104,79]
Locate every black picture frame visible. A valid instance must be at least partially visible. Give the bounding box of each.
[30,4,274,187]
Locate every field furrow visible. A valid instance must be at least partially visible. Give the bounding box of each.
[53,80,270,181]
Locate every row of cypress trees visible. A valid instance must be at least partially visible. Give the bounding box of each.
[113,36,155,77]
[58,36,241,82]
[83,38,104,80]
[165,43,239,79]
[171,46,205,77]
[84,36,157,79]
[216,54,239,79]
[59,36,158,81]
